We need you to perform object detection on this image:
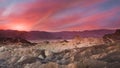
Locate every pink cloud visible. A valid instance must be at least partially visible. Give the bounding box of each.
[0,0,120,31]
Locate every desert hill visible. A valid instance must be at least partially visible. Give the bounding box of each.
[0,29,119,68]
[0,29,115,40]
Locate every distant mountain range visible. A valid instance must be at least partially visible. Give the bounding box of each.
[0,29,115,40]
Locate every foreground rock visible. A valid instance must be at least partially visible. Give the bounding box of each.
[0,42,119,68]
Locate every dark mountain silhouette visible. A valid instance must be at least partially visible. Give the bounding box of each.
[0,29,115,40]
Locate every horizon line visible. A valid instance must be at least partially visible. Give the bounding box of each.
[0,28,117,32]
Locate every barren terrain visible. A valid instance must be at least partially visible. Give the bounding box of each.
[0,30,120,68]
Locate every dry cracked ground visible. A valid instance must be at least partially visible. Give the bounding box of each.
[0,30,120,68]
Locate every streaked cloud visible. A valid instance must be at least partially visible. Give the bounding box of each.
[0,0,120,31]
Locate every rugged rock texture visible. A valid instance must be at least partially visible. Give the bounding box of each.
[103,29,120,44]
[0,42,119,68]
[0,37,34,46]
[0,29,119,68]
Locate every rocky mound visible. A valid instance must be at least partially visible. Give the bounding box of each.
[0,37,33,46]
[103,29,120,44]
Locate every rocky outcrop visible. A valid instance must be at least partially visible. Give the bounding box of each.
[103,29,120,44]
[0,37,34,46]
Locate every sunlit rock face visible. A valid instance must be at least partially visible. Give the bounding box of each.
[72,36,104,47]
[103,29,120,44]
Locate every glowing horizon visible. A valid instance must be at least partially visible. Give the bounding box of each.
[0,0,120,31]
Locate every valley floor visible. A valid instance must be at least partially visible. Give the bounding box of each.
[0,39,120,68]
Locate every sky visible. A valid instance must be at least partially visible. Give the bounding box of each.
[0,0,120,31]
